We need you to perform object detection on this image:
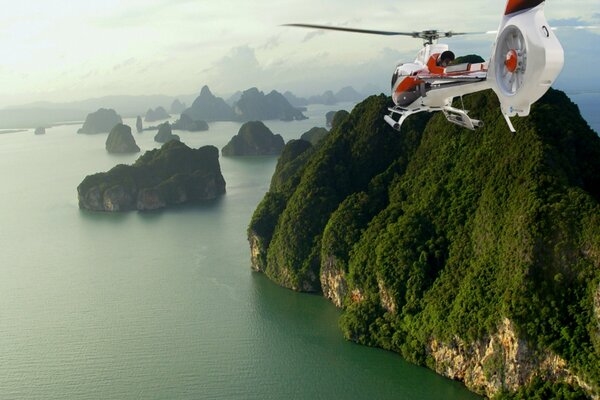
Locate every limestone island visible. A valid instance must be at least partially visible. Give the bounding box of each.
[77,141,226,212]
[182,86,235,122]
[105,123,140,153]
[222,121,284,156]
[145,107,170,122]
[136,116,143,133]
[77,108,122,134]
[34,127,46,135]
[172,114,208,132]
[248,89,600,399]
[154,122,180,143]
[234,87,307,122]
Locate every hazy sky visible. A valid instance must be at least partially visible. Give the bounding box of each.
[0,0,598,107]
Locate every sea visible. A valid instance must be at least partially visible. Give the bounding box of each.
[0,104,481,400]
[569,92,600,134]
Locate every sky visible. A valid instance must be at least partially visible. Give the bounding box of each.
[0,0,598,107]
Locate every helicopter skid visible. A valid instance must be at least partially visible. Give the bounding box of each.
[442,106,483,130]
[384,107,422,131]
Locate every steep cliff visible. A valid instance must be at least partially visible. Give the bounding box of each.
[248,89,600,398]
[222,121,285,156]
[105,123,140,153]
[78,141,225,211]
[77,108,122,134]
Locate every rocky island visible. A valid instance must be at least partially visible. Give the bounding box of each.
[234,88,307,122]
[154,122,180,143]
[182,86,235,122]
[34,127,46,135]
[78,141,226,211]
[105,123,140,153]
[144,107,170,122]
[77,108,122,134]
[248,89,600,399]
[172,114,208,132]
[136,116,143,133]
[222,121,284,156]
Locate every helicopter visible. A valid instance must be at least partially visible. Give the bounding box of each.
[284,0,564,132]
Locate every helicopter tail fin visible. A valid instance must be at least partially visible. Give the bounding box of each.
[488,0,563,126]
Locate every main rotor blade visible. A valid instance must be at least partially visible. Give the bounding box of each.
[282,23,418,37]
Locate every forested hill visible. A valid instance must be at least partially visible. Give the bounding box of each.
[248,88,600,399]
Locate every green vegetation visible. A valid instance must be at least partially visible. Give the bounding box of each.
[248,89,600,397]
[222,121,285,156]
[78,141,225,211]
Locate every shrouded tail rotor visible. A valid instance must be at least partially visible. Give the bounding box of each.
[495,26,527,96]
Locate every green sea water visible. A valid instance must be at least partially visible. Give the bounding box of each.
[0,106,480,399]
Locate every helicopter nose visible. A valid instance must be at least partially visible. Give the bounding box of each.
[505,49,518,73]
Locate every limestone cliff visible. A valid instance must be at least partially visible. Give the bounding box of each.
[105,123,140,153]
[77,108,122,134]
[78,141,225,212]
[222,121,284,156]
[248,90,600,398]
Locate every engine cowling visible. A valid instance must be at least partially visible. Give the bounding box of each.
[488,2,564,117]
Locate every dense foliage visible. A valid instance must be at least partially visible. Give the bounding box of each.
[78,141,225,211]
[222,121,285,156]
[248,89,600,397]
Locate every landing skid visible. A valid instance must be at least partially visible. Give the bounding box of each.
[384,105,483,132]
[441,106,483,130]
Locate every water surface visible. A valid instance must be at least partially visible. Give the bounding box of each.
[0,105,481,399]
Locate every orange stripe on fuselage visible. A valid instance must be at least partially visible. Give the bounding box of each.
[505,0,544,15]
[394,76,421,96]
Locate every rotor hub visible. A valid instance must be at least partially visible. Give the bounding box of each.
[505,49,519,73]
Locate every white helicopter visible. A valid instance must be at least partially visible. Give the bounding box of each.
[285,0,564,132]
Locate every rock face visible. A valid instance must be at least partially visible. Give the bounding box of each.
[233,88,307,122]
[428,318,587,399]
[136,116,143,133]
[154,122,180,143]
[248,89,600,398]
[77,108,122,134]
[144,107,170,122]
[105,123,140,153]
[183,85,235,122]
[170,99,186,114]
[34,127,46,135]
[300,127,329,146]
[77,141,226,212]
[172,114,208,132]
[222,121,284,156]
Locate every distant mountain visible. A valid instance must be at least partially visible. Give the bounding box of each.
[170,99,187,114]
[144,107,170,122]
[334,86,364,103]
[283,91,309,108]
[226,91,243,106]
[283,86,369,107]
[233,88,307,122]
[182,86,235,122]
[77,109,122,134]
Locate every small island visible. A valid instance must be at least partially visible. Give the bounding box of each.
[105,123,140,153]
[222,121,284,156]
[77,141,226,212]
[77,108,122,134]
[172,114,208,132]
[136,116,143,133]
[154,122,180,143]
[34,127,46,135]
[145,107,170,122]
